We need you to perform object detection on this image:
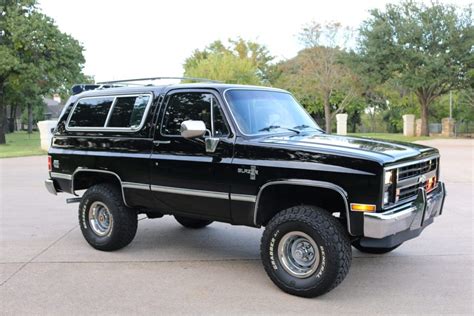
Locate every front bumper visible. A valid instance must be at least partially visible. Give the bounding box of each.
[363,182,446,242]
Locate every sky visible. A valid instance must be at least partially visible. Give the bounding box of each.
[38,0,470,83]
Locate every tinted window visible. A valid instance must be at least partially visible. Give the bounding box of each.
[225,90,320,135]
[162,93,229,137]
[213,100,229,137]
[107,95,150,128]
[68,97,114,127]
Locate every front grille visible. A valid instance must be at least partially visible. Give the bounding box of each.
[398,183,419,201]
[398,158,438,180]
[384,156,439,208]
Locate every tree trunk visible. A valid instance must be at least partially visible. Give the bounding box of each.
[27,103,33,134]
[9,104,17,132]
[323,93,332,134]
[0,79,6,144]
[419,97,430,137]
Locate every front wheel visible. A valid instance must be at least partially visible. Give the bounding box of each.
[352,240,402,254]
[79,184,137,251]
[260,205,352,298]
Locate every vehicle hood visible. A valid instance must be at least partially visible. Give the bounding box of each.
[257,133,437,164]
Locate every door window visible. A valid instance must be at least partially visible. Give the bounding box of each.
[161,92,229,137]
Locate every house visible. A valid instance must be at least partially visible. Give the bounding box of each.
[5,94,64,131]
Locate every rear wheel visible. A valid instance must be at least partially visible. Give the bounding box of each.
[79,183,137,251]
[260,205,351,298]
[174,215,213,229]
[352,240,402,254]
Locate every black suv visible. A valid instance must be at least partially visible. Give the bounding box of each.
[45,79,446,297]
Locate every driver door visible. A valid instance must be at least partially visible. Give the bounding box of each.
[150,89,234,221]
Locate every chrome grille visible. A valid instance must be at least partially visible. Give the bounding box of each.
[398,183,419,201]
[398,158,438,180]
[384,156,440,208]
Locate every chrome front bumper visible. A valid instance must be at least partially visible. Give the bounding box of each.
[363,182,446,239]
[45,179,58,195]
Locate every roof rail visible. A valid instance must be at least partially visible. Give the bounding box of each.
[96,76,222,85]
[71,84,123,95]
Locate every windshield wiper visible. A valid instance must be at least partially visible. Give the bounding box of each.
[293,124,324,133]
[258,125,301,134]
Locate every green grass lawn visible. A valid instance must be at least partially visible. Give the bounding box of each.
[349,133,437,143]
[0,131,46,158]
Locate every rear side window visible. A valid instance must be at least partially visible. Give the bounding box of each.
[107,95,150,128]
[68,97,114,127]
[67,94,152,130]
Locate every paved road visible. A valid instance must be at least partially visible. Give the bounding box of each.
[1,139,472,314]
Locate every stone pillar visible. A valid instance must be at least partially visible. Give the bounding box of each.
[415,119,422,137]
[402,114,415,137]
[37,120,57,151]
[441,118,455,137]
[336,113,348,135]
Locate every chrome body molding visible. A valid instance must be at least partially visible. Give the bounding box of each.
[253,179,351,234]
[71,168,130,207]
[364,182,445,239]
[50,172,73,180]
[150,185,229,200]
[230,193,257,203]
[122,182,150,190]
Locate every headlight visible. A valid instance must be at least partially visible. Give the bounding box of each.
[384,170,394,185]
[383,169,396,206]
[383,191,390,204]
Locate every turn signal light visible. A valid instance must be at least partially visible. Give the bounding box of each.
[426,176,437,192]
[350,203,376,212]
[48,155,52,172]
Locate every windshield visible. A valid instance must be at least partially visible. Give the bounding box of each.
[225,90,321,135]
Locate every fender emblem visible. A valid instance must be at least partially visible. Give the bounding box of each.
[238,166,259,180]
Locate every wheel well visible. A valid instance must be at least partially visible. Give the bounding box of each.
[72,171,122,194]
[255,184,348,228]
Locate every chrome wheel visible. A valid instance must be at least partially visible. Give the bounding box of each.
[278,231,320,278]
[88,201,113,236]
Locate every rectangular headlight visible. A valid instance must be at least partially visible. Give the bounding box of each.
[384,170,394,185]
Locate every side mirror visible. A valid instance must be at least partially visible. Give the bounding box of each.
[180,120,206,138]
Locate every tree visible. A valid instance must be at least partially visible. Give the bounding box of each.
[183,38,274,84]
[275,22,360,133]
[0,0,87,143]
[184,52,261,85]
[357,0,473,136]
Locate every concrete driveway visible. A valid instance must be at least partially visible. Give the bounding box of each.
[1,139,472,314]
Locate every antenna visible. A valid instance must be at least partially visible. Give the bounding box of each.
[96,76,222,85]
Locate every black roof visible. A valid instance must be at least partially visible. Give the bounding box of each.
[70,83,288,101]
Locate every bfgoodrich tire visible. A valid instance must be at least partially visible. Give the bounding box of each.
[352,240,402,254]
[79,183,137,251]
[174,215,213,229]
[261,205,351,298]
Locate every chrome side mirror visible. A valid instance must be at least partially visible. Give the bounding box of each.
[180,120,220,153]
[180,120,206,138]
[205,137,219,153]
